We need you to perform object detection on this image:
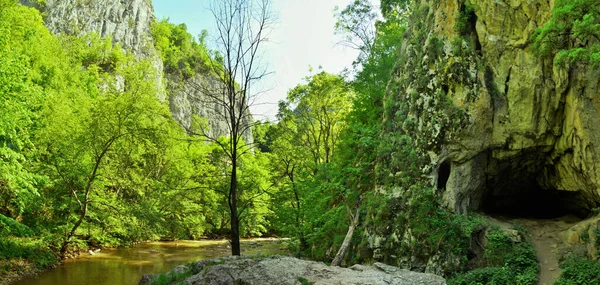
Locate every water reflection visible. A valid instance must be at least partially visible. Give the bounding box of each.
[13,239,288,285]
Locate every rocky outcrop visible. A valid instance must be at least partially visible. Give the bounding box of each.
[374,0,600,272]
[433,0,600,217]
[25,0,164,99]
[29,0,252,142]
[167,74,254,145]
[42,0,155,57]
[139,256,447,285]
[383,0,600,220]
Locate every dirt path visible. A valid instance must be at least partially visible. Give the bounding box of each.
[488,215,580,285]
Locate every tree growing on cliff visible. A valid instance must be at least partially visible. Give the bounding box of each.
[191,0,273,256]
[532,0,600,66]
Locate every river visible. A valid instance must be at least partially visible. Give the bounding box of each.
[12,238,288,285]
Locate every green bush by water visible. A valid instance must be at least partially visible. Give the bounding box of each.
[0,237,58,269]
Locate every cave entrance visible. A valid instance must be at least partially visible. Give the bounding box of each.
[437,160,451,191]
[479,153,590,219]
[481,185,586,219]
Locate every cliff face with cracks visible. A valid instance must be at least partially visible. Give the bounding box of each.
[436,0,600,217]
[23,0,252,143]
[374,0,600,272]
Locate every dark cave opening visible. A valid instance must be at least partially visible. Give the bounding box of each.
[437,160,451,190]
[458,2,481,53]
[481,185,587,219]
[479,154,590,219]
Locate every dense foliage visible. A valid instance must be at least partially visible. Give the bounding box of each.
[264,0,410,264]
[151,19,217,79]
[266,71,353,256]
[5,0,599,284]
[0,1,272,276]
[533,0,600,66]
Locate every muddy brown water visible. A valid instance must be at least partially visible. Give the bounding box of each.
[12,238,288,285]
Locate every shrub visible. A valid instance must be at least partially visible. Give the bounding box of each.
[555,256,600,285]
[0,237,58,268]
[0,214,34,237]
[448,229,538,285]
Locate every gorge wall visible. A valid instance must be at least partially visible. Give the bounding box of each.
[24,0,253,143]
[388,0,600,219]
[373,0,600,272]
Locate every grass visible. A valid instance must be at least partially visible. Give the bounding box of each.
[0,236,58,269]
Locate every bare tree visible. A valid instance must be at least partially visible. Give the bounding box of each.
[334,0,377,55]
[189,0,273,256]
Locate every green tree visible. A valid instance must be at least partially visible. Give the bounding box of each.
[151,19,214,79]
[278,71,352,171]
[268,122,309,249]
[334,0,377,55]
[37,38,170,255]
[327,0,406,265]
[380,0,410,19]
[271,71,352,256]
[0,0,62,219]
[533,0,600,66]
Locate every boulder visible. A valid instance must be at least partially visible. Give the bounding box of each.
[139,256,446,285]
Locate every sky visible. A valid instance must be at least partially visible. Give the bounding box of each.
[152,0,365,121]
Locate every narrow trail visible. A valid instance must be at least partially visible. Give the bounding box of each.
[487,215,580,285]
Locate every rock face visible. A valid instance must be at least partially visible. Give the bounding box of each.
[139,256,447,285]
[42,0,155,57]
[384,0,600,217]
[437,0,600,217]
[167,74,254,145]
[28,0,252,142]
[28,0,166,100]
[374,0,600,273]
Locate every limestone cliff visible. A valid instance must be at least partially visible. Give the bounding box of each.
[166,71,254,146]
[374,0,600,272]
[386,0,600,219]
[26,0,252,143]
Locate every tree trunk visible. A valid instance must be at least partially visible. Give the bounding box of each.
[60,203,87,257]
[331,204,360,267]
[230,153,241,256]
[291,182,308,251]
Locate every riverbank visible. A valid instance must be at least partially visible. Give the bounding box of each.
[6,238,289,285]
[0,260,41,285]
[0,243,98,285]
[0,235,61,285]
